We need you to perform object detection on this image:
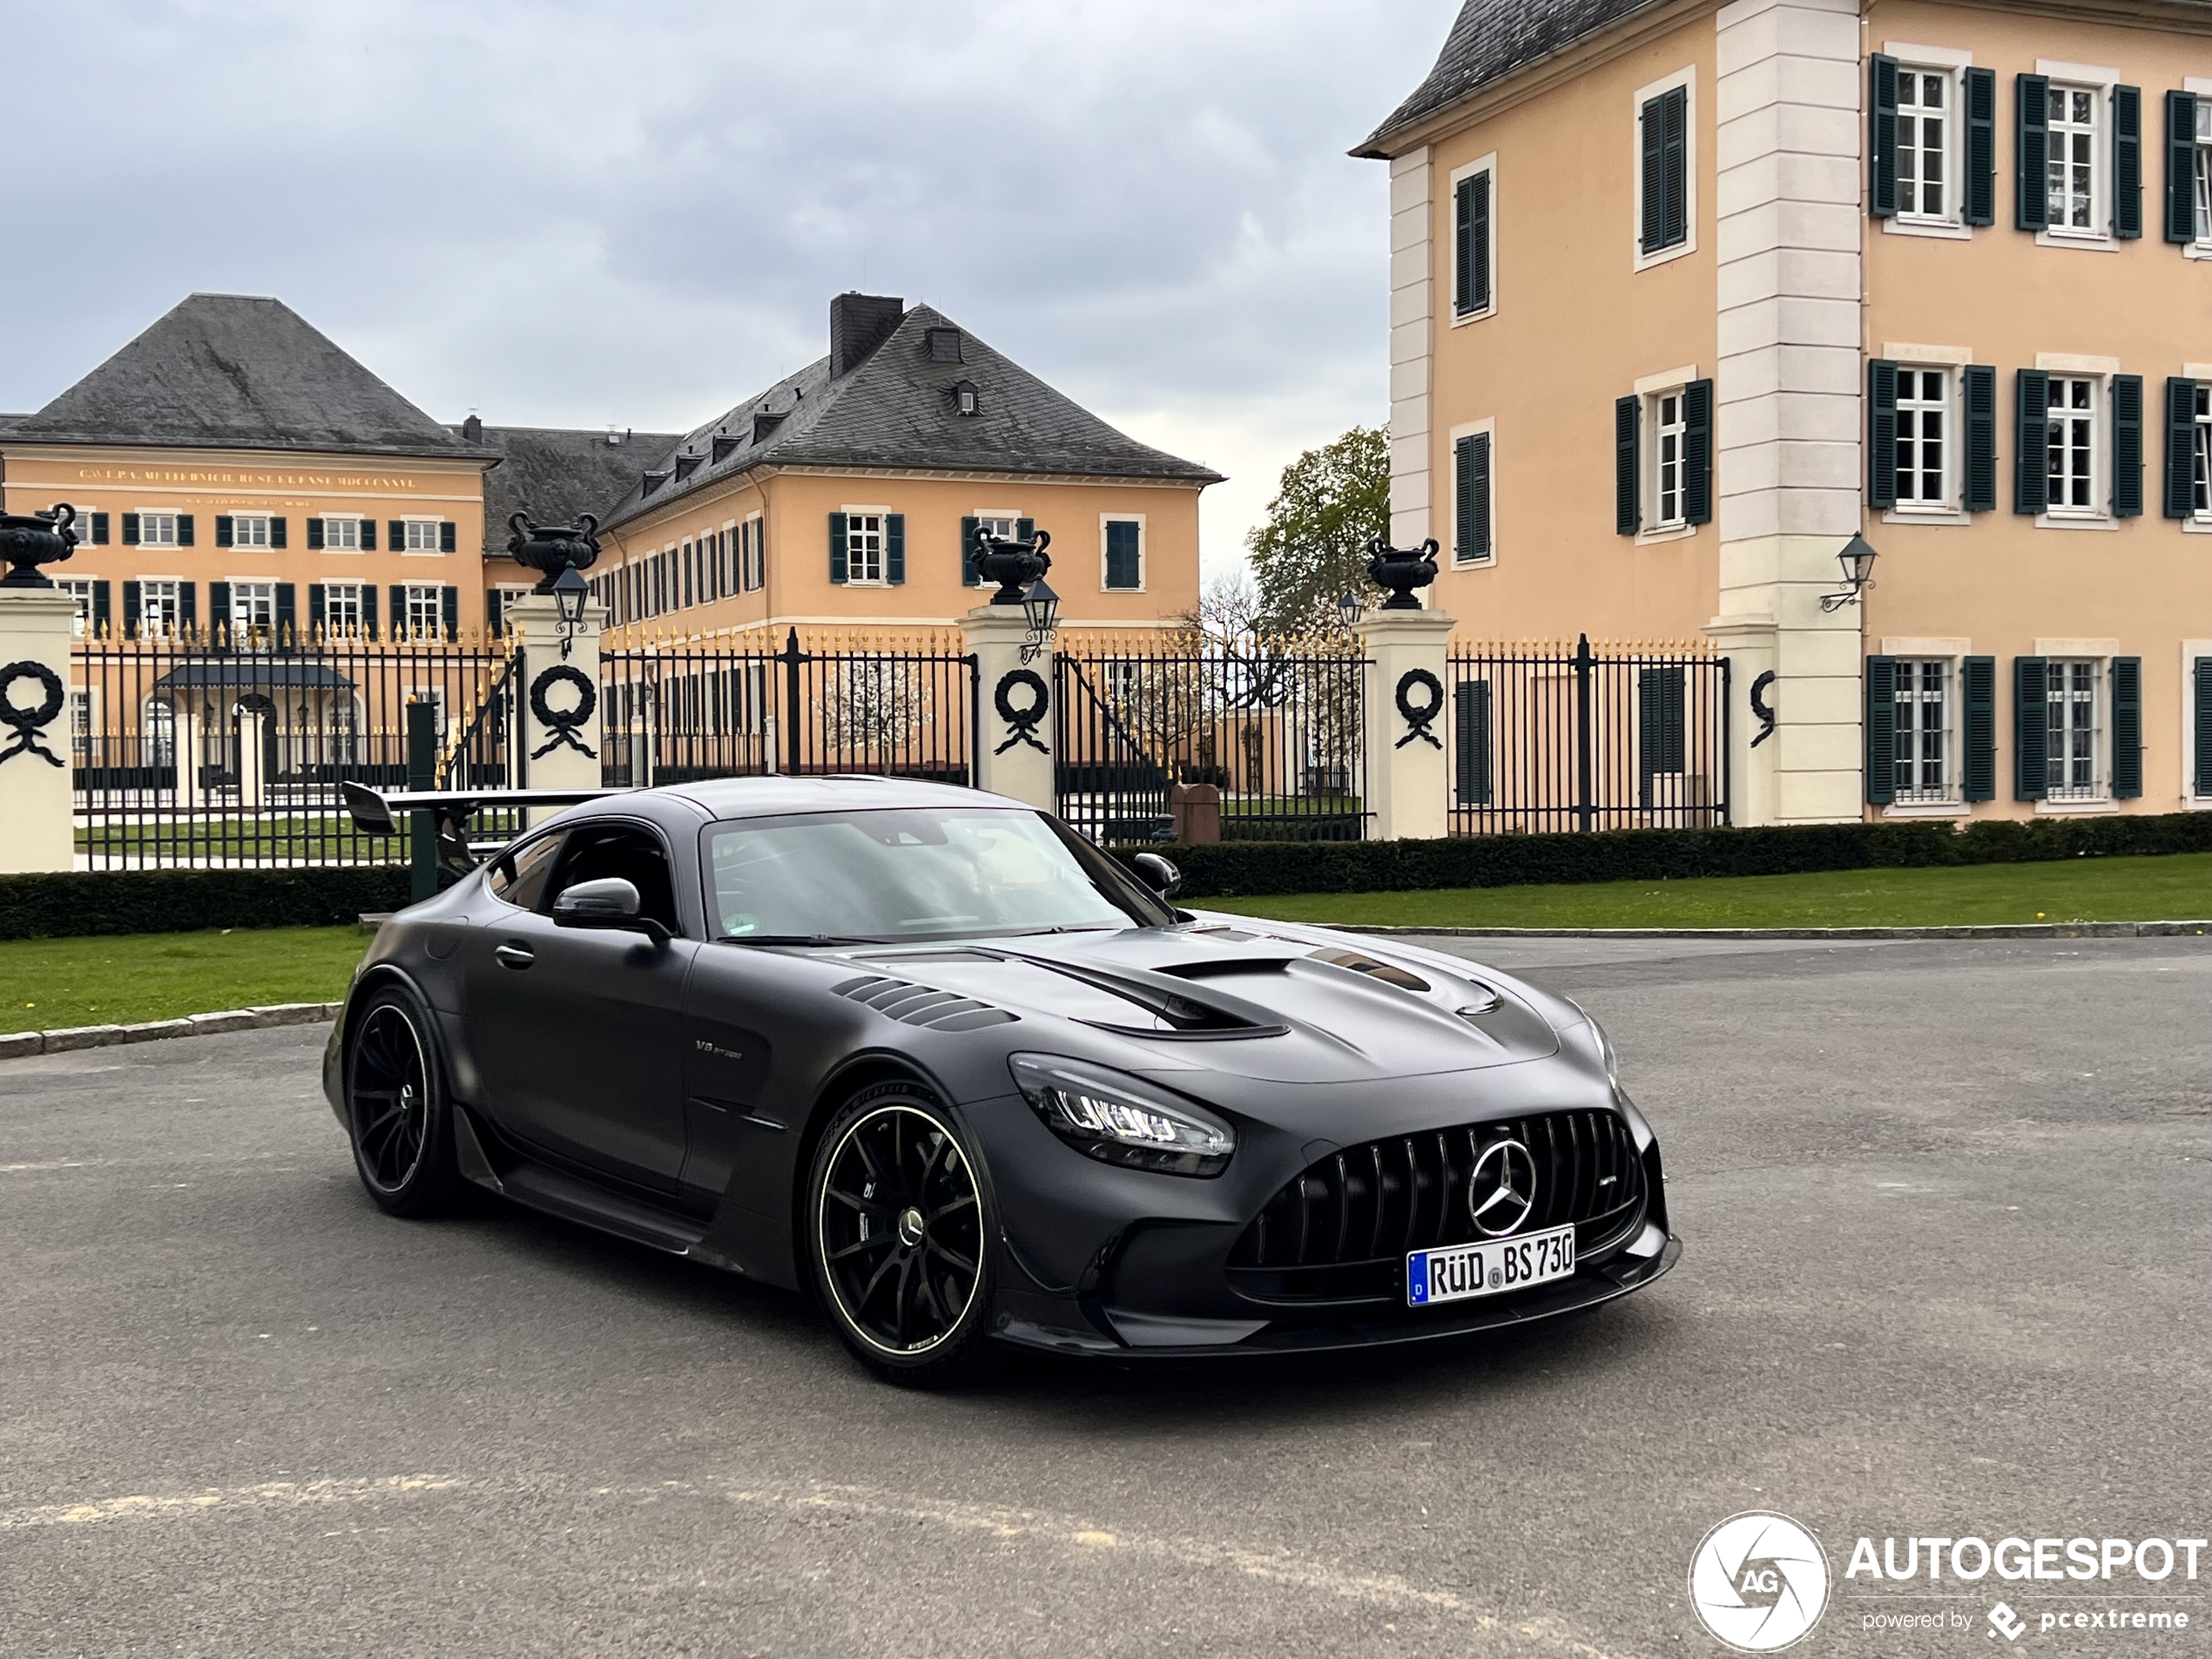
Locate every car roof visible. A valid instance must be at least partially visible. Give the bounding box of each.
[644,774,1030,821]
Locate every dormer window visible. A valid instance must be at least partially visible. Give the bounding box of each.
[927,327,964,364]
[674,454,702,482]
[949,381,981,417]
[752,411,786,443]
[642,469,671,496]
[711,435,739,464]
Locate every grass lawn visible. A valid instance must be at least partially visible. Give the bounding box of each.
[0,927,368,1035]
[1210,851,2212,933]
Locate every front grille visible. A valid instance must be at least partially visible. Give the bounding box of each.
[1225,1109,1647,1305]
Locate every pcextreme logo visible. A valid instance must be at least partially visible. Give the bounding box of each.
[1689,1512,1831,1652]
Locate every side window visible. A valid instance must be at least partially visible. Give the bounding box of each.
[544,823,683,935]
[488,832,564,910]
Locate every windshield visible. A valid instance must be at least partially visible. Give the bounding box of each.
[703,807,1173,941]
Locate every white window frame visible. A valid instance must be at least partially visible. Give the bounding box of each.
[2043,371,2103,520]
[1447,152,1499,326]
[1893,364,1956,511]
[401,583,445,640]
[320,514,362,553]
[841,508,887,586]
[136,509,179,549]
[399,516,444,555]
[1100,514,1145,593]
[1447,416,1496,567]
[1631,67,1697,273]
[2186,78,2212,257]
[1891,657,1956,803]
[229,579,278,643]
[2045,656,2104,802]
[743,514,766,592]
[138,579,182,638]
[321,581,366,640]
[1650,388,1689,530]
[2035,60,2121,250]
[59,576,98,637]
[1892,54,1966,229]
[230,512,273,550]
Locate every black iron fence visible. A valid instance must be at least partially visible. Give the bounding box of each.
[601,628,975,789]
[1447,636,1730,834]
[1055,635,1367,844]
[71,626,519,868]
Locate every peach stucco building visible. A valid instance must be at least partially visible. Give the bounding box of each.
[1362,0,2212,826]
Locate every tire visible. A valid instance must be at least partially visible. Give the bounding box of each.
[806,1083,997,1387]
[343,983,466,1218]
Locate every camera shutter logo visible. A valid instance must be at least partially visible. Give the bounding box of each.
[1688,1512,1830,1652]
[1467,1137,1537,1237]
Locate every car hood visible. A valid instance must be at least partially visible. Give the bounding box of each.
[834,917,1561,1084]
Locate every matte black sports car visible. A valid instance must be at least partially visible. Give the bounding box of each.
[326,777,1678,1384]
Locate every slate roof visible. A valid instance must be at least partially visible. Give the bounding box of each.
[8,293,494,461]
[463,424,683,552]
[1356,0,1668,156]
[599,302,1220,532]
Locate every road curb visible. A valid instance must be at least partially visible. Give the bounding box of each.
[1315,920,2212,941]
[0,1002,341,1060]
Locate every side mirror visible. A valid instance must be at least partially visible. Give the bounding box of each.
[552,876,670,944]
[1130,852,1183,899]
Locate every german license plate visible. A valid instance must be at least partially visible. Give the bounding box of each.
[1406,1223,1576,1307]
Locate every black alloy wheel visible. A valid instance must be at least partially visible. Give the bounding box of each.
[809,1088,993,1384]
[345,986,463,1217]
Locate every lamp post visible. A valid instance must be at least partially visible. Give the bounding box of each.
[1020,577,1059,665]
[550,563,590,660]
[1335,588,1365,631]
[1818,534,1878,612]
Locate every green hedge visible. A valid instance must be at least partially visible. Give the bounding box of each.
[0,867,411,941]
[1110,813,2212,900]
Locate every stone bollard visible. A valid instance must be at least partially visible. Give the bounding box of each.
[0,583,78,873]
[1354,605,1457,842]
[1170,781,1221,844]
[506,591,608,824]
[961,605,1055,812]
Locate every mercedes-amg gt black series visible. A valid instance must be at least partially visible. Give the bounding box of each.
[327,776,1677,1384]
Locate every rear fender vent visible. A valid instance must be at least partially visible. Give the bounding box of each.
[832,974,1017,1032]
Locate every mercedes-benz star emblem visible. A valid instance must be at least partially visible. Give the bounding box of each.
[1467,1137,1537,1236]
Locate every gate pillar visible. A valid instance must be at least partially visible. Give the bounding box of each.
[0,584,78,873]
[506,592,609,822]
[961,605,1055,812]
[1355,607,1457,842]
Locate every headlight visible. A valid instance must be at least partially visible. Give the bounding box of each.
[1008,1054,1234,1177]
[1559,996,1622,1092]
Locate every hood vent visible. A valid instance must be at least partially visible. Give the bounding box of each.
[832,974,1017,1032]
[1311,949,1430,993]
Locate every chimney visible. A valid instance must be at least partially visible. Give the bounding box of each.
[830,292,903,377]
[462,413,482,443]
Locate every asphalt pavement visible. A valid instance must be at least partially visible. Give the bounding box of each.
[3,934,2208,1657]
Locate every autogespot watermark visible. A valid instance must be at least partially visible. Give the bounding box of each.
[1688,1517,2208,1647]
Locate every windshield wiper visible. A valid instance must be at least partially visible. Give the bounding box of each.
[715,934,882,948]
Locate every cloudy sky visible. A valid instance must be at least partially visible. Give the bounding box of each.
[3,1,1453,578]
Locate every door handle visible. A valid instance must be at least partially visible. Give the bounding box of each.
[494,942,536,970]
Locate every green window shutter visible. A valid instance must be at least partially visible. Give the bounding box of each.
[1015,516,1035,543]
[1865,655,1898,805]
[484,589,502,636]
[393,584,411,637]
[1453,680,1492,805]
[961,516,981,585]
[885,514,905,584]
[2111,656,2143,798]
[1868,360,1899,509]
[440,520,455,553]
[175,514,194,547]
[362,584,379,641]
[2017,74,2050,231]
[828,511,847,583]
[2014,656,2049,799]
[1637,665,1688,807]
[361,518,376,551]
[1454,171,1491,314]
[1683,379,1713,524]
[275,583,296,644]
[1964,365,1998,512]
[1870,55,1900,218]
[1453,433,1492,562]
[1615,395,1641,535]
[1640,90,1687,253]
[2113,374,2145,517]
[307,517,324,550]
[123,581,142,637]
[389,520,406,553]
[2015,369,2049,514]
[1963,655,1997,800]
[2195,658,2212,794]
[215,515,234,548]
[121,511,140,545]
[308,584,325,632]
[1105,521,1142,590]
[1965,68,1998,226]
[1640,95,1667,252]
[178,582,197,630]
[2114,84,2143,239]
[2167,91,2199,243]
[268,515,286,549]
[207,582,230,639]
[88,511,109,544]
[442,586,459,640]
[92,580,111,637]
[2165,378,2199,518]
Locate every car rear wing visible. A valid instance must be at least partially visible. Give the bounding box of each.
[340,781,629,838]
